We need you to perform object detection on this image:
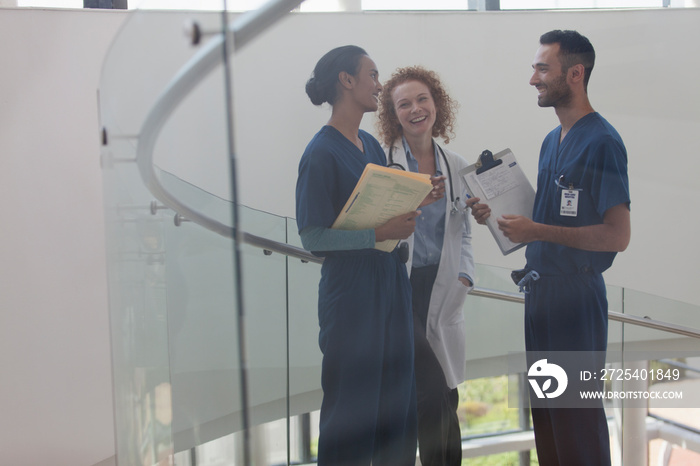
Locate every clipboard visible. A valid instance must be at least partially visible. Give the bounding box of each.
[459,149,535,255]
[332,163,433,252]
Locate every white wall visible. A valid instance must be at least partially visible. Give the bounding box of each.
[0,8,126,466]
[1,6,700,466]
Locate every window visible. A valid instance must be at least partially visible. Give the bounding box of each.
[14,0,695,9]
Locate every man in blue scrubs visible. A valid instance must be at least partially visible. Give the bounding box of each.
[469,30,631,465]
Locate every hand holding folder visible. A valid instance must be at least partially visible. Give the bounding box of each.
[459,149,535,255]
[332,163,433,252]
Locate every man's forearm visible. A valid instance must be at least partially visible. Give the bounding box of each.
[534,203,630,252]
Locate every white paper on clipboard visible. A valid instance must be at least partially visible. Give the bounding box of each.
[459,149,536,255]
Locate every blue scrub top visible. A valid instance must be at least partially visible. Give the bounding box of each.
[526,112,630,275]
[296,125,387,237]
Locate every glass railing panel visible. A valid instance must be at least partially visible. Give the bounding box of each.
[101,2,312,461]
[602,284,624,466]
[614,323,700,466]
[101,141,176,466]
[622,289,700,348]
[615,287,700,459]
[620,289,700,423]
[285,218,323,412]
[161,202,242,451]
[456,271,700,465]
[156,169,228,220]
[607,284,625,359]
[459,264,527,440]
[237,206,289,435]
[98,4,247,465]
[285,218,324,463]
[156,169,292,464]
[463,264,526,379]
[154,171,241,454]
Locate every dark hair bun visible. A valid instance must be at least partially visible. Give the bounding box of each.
[305,76,326,106]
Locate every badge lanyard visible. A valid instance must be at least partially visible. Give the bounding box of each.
[555,175,582,217]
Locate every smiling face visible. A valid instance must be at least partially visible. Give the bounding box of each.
[391,80,437,140]
[349,55,383,112]
[530,43,573,108]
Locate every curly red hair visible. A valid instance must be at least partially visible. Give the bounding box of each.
[377,66,458,147]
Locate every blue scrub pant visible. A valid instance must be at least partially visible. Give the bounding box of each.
[525,271,611,466]
[316,250,417,466]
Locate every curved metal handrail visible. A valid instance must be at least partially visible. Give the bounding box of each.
[606,311,700,339]
[241,231,318,263]
[135,0,303,240]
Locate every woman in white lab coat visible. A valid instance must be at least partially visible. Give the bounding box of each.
[377,66,475,466]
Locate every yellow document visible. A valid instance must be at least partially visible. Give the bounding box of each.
[332,163,433,252]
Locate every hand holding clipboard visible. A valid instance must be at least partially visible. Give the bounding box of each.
[459,149,535,255]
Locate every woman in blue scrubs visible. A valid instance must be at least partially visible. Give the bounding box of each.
[295,45,421,466]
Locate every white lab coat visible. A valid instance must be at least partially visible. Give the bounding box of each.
[385,140,476,389]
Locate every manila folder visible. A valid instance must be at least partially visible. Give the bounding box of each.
[331,163,432,252]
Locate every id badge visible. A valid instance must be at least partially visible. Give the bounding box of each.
[560,190,579,217]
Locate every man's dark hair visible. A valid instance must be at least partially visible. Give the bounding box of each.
[540,30,595,90]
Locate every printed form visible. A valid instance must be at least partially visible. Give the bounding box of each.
[332,164,433,252]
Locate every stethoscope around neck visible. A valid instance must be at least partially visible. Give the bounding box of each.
[388,142,462,215]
